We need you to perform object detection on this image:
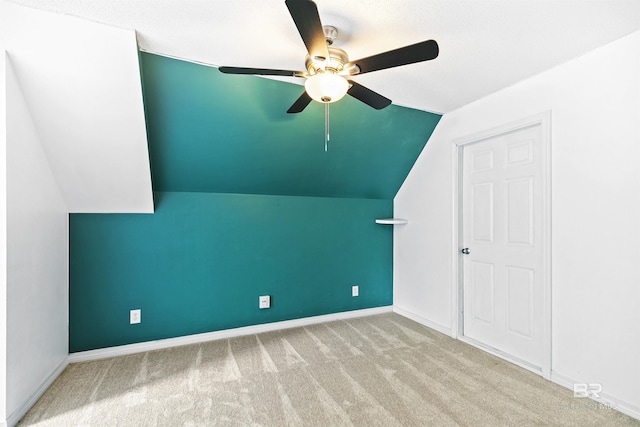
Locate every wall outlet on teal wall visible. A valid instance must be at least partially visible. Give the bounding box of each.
[259,295,271,309]
[130,309,141,325]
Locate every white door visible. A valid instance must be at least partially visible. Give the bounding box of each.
[461,123,545,369]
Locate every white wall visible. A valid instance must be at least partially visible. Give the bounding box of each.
[0,52,8,427]
[0,4,157,423]
[2,57,70,427]
[395,31,640,416]
[2,2,154,214]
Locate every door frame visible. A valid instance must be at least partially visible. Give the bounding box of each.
[450,111,552,379]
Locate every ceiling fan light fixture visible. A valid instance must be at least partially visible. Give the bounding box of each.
[219,0,439,114]
[304,71,349,103]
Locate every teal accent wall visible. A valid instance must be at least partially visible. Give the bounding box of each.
[70,192,392,352]
[140,52,441,199]
[68,52,441,352]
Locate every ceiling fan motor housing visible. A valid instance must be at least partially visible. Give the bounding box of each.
[305,46,351,75]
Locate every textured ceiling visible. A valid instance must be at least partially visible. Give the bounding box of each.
[141,52,440,199]
[8,0,640,114]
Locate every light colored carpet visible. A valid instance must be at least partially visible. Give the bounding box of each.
[19,313,638,426]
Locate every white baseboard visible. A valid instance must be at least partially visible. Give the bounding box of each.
[392,306,452,336]
[551,371,640,421]
[4,357,69,427]
[69,306,393,363]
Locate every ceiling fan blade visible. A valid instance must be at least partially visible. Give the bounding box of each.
[285,0,330,62]
[219,66,305,77]
[287,91,313,114]
[346,40,439,75]
[347,81,392,110]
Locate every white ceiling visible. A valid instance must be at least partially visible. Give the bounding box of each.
[7,0,640,113]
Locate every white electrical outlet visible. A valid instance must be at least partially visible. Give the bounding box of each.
[130,309,141,324]
[259,295,271,309]
[352,286,359,297]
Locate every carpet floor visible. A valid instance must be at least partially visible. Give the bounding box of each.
[19,313,638,426]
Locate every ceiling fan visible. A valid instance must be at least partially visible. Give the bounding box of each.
[219,0,439,114]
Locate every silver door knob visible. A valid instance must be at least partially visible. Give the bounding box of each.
[461,248,470,255]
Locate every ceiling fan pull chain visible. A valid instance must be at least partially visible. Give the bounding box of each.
[325,102,330,152]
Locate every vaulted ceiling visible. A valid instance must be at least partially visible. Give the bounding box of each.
[4,0,639,212]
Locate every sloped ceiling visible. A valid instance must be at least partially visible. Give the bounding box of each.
[2,2,154,213]
[141,53,440,199]
[8,0,640,113]
[4,1,640,211]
